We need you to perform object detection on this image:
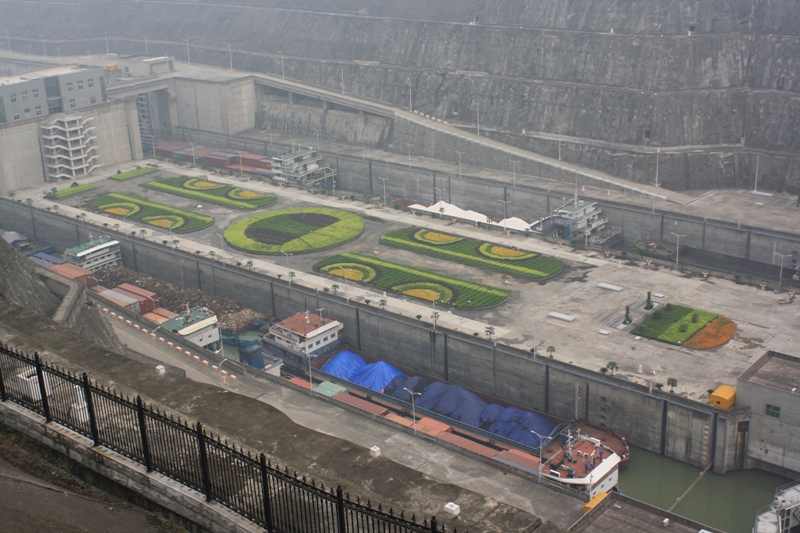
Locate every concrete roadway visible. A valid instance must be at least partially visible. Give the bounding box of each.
[110,316,586,529]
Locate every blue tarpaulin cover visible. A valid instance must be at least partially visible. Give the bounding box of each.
[488,407,556,448]
[385,375,429,402]
[480,403,505,427]
[349,361,406,393]
[416,382,488,428]
[321,350,366,380]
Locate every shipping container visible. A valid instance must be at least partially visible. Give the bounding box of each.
[116,283,158,312]
[49,263,96,287]
[99,290,141,314]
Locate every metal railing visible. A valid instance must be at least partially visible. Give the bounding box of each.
[0,343,454,533]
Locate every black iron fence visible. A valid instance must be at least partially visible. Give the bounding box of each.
[0,343,455,533]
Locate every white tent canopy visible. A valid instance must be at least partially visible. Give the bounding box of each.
[408,201,533,232]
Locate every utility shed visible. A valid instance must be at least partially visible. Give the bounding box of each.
[570,491,723,533]
[709,385,736,410]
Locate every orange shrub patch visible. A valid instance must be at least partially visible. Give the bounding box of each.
[684,316,737,350]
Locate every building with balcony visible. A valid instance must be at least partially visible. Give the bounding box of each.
[62,235,121,271]
[271,147,336,188]
[41,114,100,180]
[548,197,620,246]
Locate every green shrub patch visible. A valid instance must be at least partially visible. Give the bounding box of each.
[631,303,719,346]
[145,177,277,209]
[45,184,96,199]
[380,227,562,280]
[314,253,510,309]
[225,208,364,254]
[91,193,213,233]
[109,168,158,181]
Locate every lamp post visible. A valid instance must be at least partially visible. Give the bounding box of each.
[529,429,549,481]
[510,160,519,189]
[40,35,46,57]
[378,176,389,207]
[144,35,148,55]
[104,32,109,55]
[280,51,284,79]
[228,43,233,71]
[281,251,291,273]
[455,151,464,180]
[313,128,321,152]
[774,252,789,290]
[185,39,190,64]
[434,186,447,205]
[214,232,225,253]
[264,122,273,146]
[55,47,60,59]
[189,142,196,165]
[219,357,229,387]
[403,388,422,436]
[404,143,414,170]
[151,325,164,359]
[670,232,686,270]
[498,199,511,233]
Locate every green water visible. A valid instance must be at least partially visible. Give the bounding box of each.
[619,446,791,533]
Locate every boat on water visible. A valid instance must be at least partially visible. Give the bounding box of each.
[260,312,629,497]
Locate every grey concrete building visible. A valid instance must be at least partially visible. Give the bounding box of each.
[0,65,105,123]
[738,351,800,478]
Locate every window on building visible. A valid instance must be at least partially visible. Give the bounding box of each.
[316,340,321,346]
[77,80,83,90]
[766,404,781,419]
[87,78,94,88]
[90,96,96,104]
[9,93,16,103]
[23,108,30,114]
[69,98,76,109]
[35,105,42,116]
[67,82,73,92]
[13,114,20,121]
[32,88,39,99]
[21,90,28,101]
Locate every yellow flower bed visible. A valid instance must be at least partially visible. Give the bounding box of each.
[328,268,363,281]
[105,207,130,215]
[422,231,459,243]
[193,181,219,188]
[403,288,439,301]
[489,245,527,257]
[236,190,264,199]
[147,219,174,228]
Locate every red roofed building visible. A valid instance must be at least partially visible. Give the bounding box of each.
[263,311,343,373]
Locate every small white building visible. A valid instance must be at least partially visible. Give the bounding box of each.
[263,311,343,371]
[162,307,221,353]
[62,235,121,271]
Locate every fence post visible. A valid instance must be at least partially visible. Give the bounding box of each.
[336,485,347,533]
[0,359,6,402]
[259,453,275,532]
[196,422,213,501]
[431,516,438,533]
[33,352,51,422]
[81,373,100,445]
[136,396,153,472]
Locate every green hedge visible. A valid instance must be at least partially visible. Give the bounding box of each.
[631,304,719,345]
[109,168,158,181]
[314,252,510,309]
[225,208,364,254]
[145,177,277,209]
[380,227,562,280]
[91,193,214,233]
[46,184,96,199]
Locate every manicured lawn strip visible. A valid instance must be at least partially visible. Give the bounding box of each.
[91,193,214,233]
[314,253,510,309]
[656,310,718,345]
[225,208,364,254]
[630,304,693,339]
[145,179,277,209]
[109,168,157,181]
[47,184,96,199]
[380,227,562,280]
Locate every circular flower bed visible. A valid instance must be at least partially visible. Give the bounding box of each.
[478,243,535,260]
[142,214,185,229]
[320,263,377,283]
[97,202,141,216]
[414,229,462,245]
[393,282,454,304]
[228,188,266,200]
[225,208,365,254]
[184,178,226,190]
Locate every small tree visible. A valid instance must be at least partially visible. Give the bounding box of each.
[655,382,664,390]
[331,283,339,295]
[208,250,216,262]
[245,260,253,269]
[236,261,242,267]
[379,299,387,310]
[607,361,619,375]
[546,345,555,358]
[162,240,169,245]
[485,325,495,339]
[667,377,678,393]
[103,223,109,228]
[288,271,296,284]
[52,204,59,213]
[113,223,120,231]
[364,299,371,306]
[139,229,147,238]
[600,367,608,375]
[25,198,33,206]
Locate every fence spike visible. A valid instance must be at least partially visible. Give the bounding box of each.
[346,492,351,502]
[367,500,372,509]
[356,496,360,505]
[423,519,429,527]
[389,507,394,516]
[378,503,382,513]
[411,514,416,523]
[400,511,404,520]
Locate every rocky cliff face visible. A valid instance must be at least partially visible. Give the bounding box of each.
[3,0,798,192]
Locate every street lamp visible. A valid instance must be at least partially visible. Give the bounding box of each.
[313,128,321,152]
[40,35,46,57]
[774,251,790,290]
[378,176,389,207]
[455,151,464,180]
[189,142,196,165]
[670,232,686,270]
[219,357,229,387]
[498,199,511,233]
[510,160,519,189]
[529,429,550,481]
[264,122,273,146]
[214,232,225,253]
[434,186,447,205]
[403,387,422,436]
[144,35,148,55]
[280,50,284,79]
[404,143,414,170]
[228,43,233,71]
[185,39,190,64]
[151,325,164,359]
[281,251,292,273]
[55,47,60,59]
[104,32,109,55]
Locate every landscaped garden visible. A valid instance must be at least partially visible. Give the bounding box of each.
[145,177,277,209]
[45,183,96,199]
[91,193,214,233]
[109,167,158,181]
[225,208,364,254]
[631,303,736,348]
[380,227,562,280]
[314,252,511,309]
